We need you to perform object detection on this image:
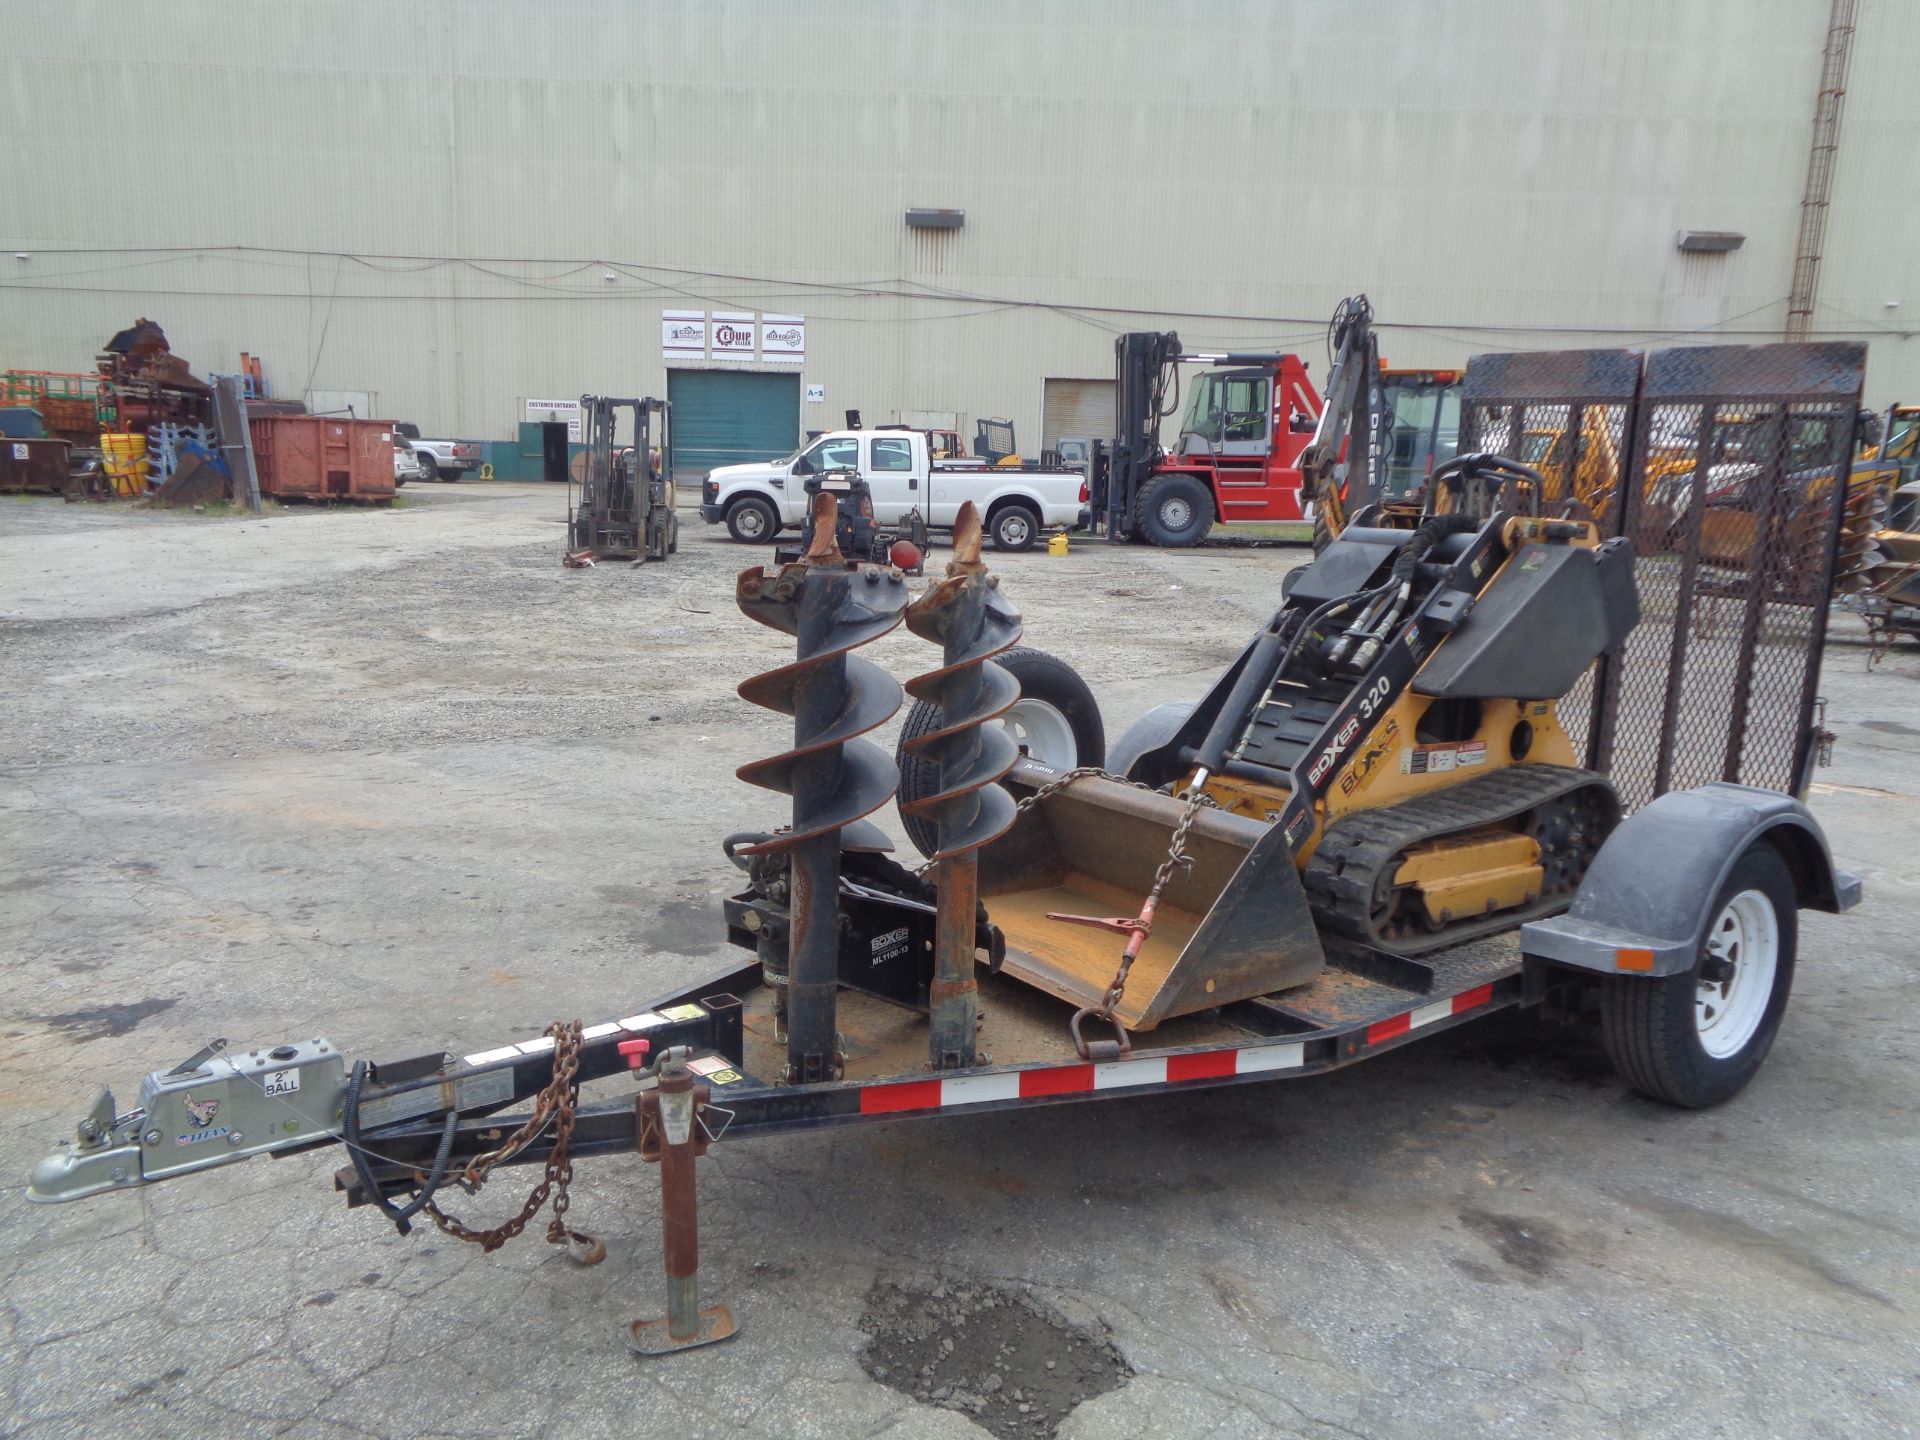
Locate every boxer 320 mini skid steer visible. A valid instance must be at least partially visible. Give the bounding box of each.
[29,351,1862,1355]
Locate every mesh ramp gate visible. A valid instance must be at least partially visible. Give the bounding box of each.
[1457,342,1866,812]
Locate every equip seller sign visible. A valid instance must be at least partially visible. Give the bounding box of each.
[711,312,755,358]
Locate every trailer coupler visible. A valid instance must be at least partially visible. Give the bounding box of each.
[27,1037,347,1204]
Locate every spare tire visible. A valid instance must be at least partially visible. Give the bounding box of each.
[896,645,1105,860]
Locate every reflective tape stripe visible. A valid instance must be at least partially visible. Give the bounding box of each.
[1093,1057,1168,1090]
[941,1072,1022,1106]
[850,984,1498,1114]
[1234,1042,1305,1073]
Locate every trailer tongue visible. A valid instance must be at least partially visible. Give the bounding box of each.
[25,342,1868,1357]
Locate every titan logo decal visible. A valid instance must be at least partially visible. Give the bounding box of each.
[1339,718,1400,796]
[1308,716,1362,787]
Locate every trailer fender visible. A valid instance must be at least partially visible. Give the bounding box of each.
[1109,701,1196,780]
[1520,781,1862,978]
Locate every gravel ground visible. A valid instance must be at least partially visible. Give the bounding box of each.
[1,482,1915,1440]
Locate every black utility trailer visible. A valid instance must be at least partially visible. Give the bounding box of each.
[28,342,1870,1359]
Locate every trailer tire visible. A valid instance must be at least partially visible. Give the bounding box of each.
[1135,475,1214,547]
[896,645,1105,859]
[1598,845,1797,1109]
[726,495,779,544]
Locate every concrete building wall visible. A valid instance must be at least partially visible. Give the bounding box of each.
[2,0,1915,454]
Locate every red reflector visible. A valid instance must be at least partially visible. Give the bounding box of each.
[1167,1050,1236,1082]
[1367,1013,1413,1046]
[860,1079,942,1115]
[1452,983,1494,1013]
[1019,1065,1093,1097]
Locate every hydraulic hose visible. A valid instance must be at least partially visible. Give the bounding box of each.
[1191,581,1393,778]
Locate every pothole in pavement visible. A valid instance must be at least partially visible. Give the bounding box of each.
[860,1274,1132,1436]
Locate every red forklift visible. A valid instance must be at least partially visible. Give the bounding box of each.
[1098,332,1326,545]
[1097,296,1461,547]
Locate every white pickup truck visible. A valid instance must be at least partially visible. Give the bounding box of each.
[393,423,480,481]
[698,429,1088,551]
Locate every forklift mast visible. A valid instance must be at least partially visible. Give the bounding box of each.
[569,394,678,563]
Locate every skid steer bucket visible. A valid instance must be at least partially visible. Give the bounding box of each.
[976,763,1326,1030]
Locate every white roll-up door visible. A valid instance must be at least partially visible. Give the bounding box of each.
[1041,379,1116,453]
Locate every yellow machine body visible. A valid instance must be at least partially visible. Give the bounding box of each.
[979,515,1632,1030]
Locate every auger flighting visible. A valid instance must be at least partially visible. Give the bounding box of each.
[734,492,909,1082]
[902,504,1023,1068]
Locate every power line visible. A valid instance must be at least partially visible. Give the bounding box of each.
[0,244,1900,340]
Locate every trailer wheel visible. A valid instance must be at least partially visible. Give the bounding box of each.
[896,645,1105,859]
[726,495,778,544]
[1598,845,1797,1109]
[1135,475,1214,547]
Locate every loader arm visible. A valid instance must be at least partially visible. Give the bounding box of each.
[1301,294,1385,549]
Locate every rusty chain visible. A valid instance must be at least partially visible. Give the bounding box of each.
[911,765,1164,877]
[423,1019,605,1264]
[1093,775,1211,1019]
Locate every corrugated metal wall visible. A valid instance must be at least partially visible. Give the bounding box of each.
[1,0,1913,453]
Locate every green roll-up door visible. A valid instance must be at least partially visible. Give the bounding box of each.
[667,370,801,479]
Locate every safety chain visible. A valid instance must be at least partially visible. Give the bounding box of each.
[1094,777,1211,1018]
[911,765,1160,877]
[423,1020,605,1264]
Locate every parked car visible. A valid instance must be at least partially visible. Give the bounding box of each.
[699,428,1087,552]
[393,422,479,480]
[391,437,431,487]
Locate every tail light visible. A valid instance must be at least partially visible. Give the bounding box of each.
[1078,479,1089,503]
[859,495,873,518]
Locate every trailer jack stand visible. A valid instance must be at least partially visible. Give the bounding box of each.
[629,1057,737,1357]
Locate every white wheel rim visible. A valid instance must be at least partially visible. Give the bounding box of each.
[736,506,767,539]
[1001,699,1077,768]
[1695,888,1779,1058]
[1001,513,1031,546]
[1161,496,1194,529]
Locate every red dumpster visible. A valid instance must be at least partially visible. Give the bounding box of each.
[248,415,395,502]
[0,437,73,494]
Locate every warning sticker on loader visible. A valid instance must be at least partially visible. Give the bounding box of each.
[1402,740,1487,776]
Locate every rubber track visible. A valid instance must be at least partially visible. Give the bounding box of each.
[1302,763,1617,956]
